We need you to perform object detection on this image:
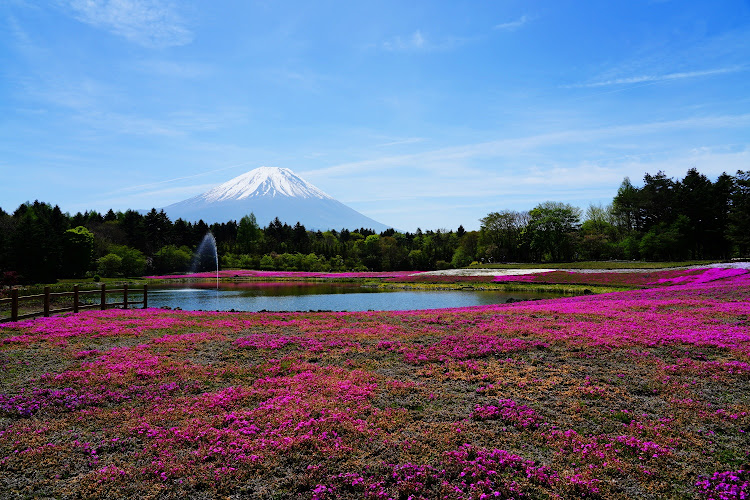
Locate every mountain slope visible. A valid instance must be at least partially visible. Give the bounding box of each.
[162,167,391,231]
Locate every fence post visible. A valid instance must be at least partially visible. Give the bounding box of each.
[44,286,50,317]
[143,284,148,309]
[123,284,128,309]
[100,284,106,310]
[73,285,79,314]
[11,288,18,322]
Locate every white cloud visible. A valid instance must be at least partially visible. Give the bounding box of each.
[302,114,750,228]
[64,0,192,48]
[109,162,258,195]
[63,106,247,139]
[567,66,745,88]
[382,30,427,51]
[494,15,529,31]
[259,67,335,92]
[377,29,473,52]
[375,137,425,148]
[23,75,119,112]
[304,113,750,180]
[333,146,750,231]
[133,59,210,78]
[90,183,216,211]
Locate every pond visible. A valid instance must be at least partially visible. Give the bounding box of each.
[146,282,569,312]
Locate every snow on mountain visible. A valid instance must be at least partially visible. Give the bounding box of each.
[201,167,333,202]
[162,166,392,231]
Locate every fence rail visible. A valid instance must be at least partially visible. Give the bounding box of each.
[0,284,148,323]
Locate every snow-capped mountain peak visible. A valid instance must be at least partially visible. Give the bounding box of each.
[201,166,333,202]
[163,166,391,231]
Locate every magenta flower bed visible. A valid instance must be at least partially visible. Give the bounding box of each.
[1,271,749,498]
[493,267,750,288]
[651,267,748,285]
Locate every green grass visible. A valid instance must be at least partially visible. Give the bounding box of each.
[373,281,628,294]
[468,260,725,270]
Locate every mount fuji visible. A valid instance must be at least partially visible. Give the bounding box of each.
[162,166,392,231]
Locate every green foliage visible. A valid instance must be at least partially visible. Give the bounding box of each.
[728,170,750,256]
[153,245,192,274]
[7,201,68,283]
[360,234,382,270]
[329,255,346,271]
[435,260,451,270]
[612,177,640,232]
[618,235,641,260]
[408,249,429,270]
[62,226,94,278]
[639,216,689,261]
[259,254,275,270]
[578,207,620,261]
[526,201,581,262]
[479,210,526,262]
[612,169,737,259]
[236,213,261,253]
[640,171,678,230]
[97,253,123,277]
[109,245,147,277]
[144,209,172,254]
[451,247,473,268]
[221,253,260,269]
[245,252,345,272]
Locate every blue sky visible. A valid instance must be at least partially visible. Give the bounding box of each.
[1,0,749,231]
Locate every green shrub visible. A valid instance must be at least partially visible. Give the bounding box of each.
[153,245,192,274]
[259,254,275,270]
[97,254,122,277]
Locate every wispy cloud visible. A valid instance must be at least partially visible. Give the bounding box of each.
[329,145,749,231]
[22,75,120,112]
[108,161,258,196]
[73,107,247,137]
[305,113,750,179]
[133,59,210,78]
[6,14,37,54]
[376,29,473,52]
[259,67,334,92]
[566,66,745,88]
[93,183,217,211]
[375,137,425,148]
[64,0,192,48]
[494,15,529,31]
[382,30,427,51]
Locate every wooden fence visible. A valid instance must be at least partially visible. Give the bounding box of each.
[0,284,148,323]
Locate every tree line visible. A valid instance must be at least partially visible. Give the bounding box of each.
[0,168,748,285]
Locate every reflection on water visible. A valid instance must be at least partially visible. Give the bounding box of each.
[148,282,566,312]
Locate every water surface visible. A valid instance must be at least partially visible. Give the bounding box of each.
[147,282,566,312]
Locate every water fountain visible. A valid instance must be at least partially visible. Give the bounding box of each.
[190,232,219,289]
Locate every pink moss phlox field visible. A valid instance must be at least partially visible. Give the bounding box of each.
[492,267,750,288]
[400,334,548,365]
[695,469,749,500]
[472,399,542,429]
[1,270,749,498]
[312,444,583,499]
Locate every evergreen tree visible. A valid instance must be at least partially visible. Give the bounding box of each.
[728,170,750,256]
[62,226,95,278]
